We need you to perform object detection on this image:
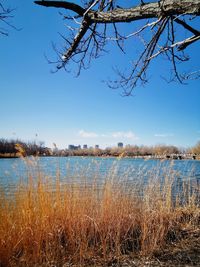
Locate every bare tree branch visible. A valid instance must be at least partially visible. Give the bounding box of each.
[35,0,200,23]
[34,0,200,94]
[34,1,85,16]
[177,34,200,50]
[174,17,200,35]
[0,1,15,36]
[58,18,92,68]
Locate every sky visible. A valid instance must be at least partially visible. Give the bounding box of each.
[0,1,200,149]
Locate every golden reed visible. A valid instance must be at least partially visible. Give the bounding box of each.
[0,158,199,266]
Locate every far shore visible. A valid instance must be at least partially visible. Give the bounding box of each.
[0,153,199,160]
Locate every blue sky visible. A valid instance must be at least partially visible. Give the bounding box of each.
[0,1,199,149]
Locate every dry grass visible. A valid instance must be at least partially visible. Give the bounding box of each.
[0,159,199,267]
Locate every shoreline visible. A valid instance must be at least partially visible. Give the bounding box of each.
[0,154,198,160]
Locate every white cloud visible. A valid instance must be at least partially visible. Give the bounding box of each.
[111,131,138,140]
[101,134,108,137]
[78,130,98,138]
[78,130,139,141]
[154,133,174,138]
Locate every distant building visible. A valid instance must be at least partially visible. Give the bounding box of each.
[68,145,81,150]
[118,142,123,148]
[83,144,88,149]
[95,145,99,149]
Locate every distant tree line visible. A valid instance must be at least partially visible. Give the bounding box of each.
[1,138,199,158]
[0,138,50,157]
[190,141,200,155]
[55,144,184,158]
[55,142,200,158]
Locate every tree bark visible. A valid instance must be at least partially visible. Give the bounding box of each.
[35,0,200,23]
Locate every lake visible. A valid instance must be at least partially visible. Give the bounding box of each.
[0,157,200,196]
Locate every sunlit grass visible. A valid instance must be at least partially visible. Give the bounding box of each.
[0,158,199,266]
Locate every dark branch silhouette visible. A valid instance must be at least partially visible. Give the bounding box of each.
[34,0,200,95]
[0,2,16,36]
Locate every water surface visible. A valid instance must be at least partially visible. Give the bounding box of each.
[0,157,200,196]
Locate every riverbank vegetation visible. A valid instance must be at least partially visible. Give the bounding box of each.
[0,139,51,158]
[0,160,199,266]
[1,138,200,159]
